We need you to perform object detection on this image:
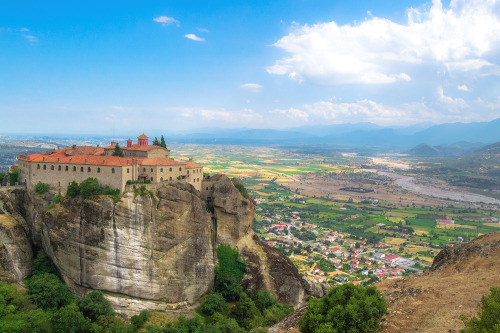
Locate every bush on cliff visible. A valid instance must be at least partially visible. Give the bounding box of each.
[78,290,114,322]
[79,177,101,198]
[215,244,246,302]
[461,286,500,332]
[198,292,228,316]
[34,182,50,195]
[299,283,387,333]
[66,181,80,198]
[27,273,75,310]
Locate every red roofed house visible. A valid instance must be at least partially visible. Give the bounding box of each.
[18,134,203,193]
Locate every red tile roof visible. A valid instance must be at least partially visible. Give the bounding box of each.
[138,134,149,139]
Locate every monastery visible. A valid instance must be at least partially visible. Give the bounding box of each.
[17,134,203,193]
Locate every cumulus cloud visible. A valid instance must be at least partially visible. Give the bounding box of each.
[457,84,469,91]
[185,33,205,42]
[179,107,262,123]
[268,0,500,85]
[153,16,179,26]
[437,86,469,111]
[241,83,263,92]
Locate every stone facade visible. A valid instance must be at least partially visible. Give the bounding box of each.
[18,134,203,193]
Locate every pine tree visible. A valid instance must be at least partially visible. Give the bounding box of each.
[160,135,167,148]
[112,143,124,157]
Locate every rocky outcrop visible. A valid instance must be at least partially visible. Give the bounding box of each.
[0,191,32,284]
[7,175,308,317]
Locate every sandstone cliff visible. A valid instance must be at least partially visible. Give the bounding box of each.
[0,191,32,284]
[5,175,308,318]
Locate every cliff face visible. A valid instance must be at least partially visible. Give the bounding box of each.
[8,175,307,317]
[0,191,32,284]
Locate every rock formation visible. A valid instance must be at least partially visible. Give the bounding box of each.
[3,175,309,318]
[0,191,32,284]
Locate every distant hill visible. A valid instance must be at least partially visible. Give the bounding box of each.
[408,143,442,157]
[167,118,500,148]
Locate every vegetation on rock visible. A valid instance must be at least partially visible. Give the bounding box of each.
[34,181,49,194]
[461,286,500,332]
[299,284,387,333]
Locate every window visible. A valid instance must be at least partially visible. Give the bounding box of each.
[112,168,115,174]
[206,187,209,190]
[37,164,40,169]
[151,168,153,172]
[81,167,84,172]
[160,177,163,181]
[88,167,91,172]
[97,168,100,173]
[58,165,61,171]
[150,177,153,181]
[73,166,76,171]
[65,166,68,171]
[169,167,172,172]
[127,168,129,173]
[179,167,182,171]
[187,170,189,174]
[51,165,54,170]
[43,165,46,170]
[169,177,172,181]
[143,168,145,172]
[160,168,163,172]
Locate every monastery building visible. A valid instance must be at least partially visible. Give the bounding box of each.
[17,134,203,193]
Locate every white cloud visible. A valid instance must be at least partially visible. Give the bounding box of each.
[153,16,179,26]
[179,107,262,123]
[437,86,469,111]
[20,28,29,32]
[241,83,263,92]
[185,34,205,42]
[23,35,37,43]
[457,84,469,91]
[197,28,209,33]
[268,0,500,85]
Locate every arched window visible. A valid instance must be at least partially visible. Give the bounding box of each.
[179,167,182,171]
[187,170,189,174]
[81,167,84,172]
[169,168,172,172]
[37,164,40,169]
[150,177,153,181]
[143,168,145,172]
[43,165,46,170]
[65,166,68,171]
[51,165,54,170]
[151,168,153,172]
[97,168,100,173]
[160,168,163,172]
[112,168,115,174]
[73,166,76,171]
[126,168,129,173]
[58,165,61,171]
[169,177,172,181]
[88,167,91,172]
[160,177,163,181]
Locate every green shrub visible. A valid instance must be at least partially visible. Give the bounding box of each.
[234,182,250,199]
[78,290,114,322]
[461,286,500,332]
[299,284,387,333]
[79,178,100,198]
[131,310,150,329]
[27,273,75,310]
[34,182,50,194]
[215,244,246,302]
[31,251,60,277]
[198,292,228,316]
[51,303,91,333]
[66,181,80,198]
[9,168,19,185]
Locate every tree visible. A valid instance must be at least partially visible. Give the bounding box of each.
[299,284,387,333]
[66,181,80,198]
[34,182,50,194]
[160,135,167,148]
[112,143,124,157]
[79,178,100,198]
[461,287,500,332]
[9,168,19,185]
[51,303,91,333]
[78,290,114,321]
[152,137,161,146]
[231,292,261,330]
[215,245,246,302]
[198,292,228,316]
[27,273,75,310]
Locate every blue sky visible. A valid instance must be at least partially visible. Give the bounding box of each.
[1,0,500,134]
